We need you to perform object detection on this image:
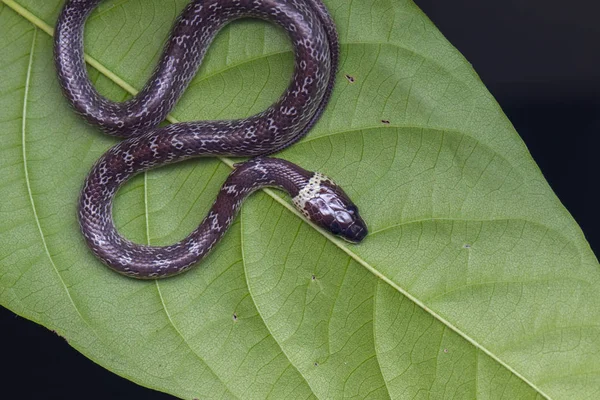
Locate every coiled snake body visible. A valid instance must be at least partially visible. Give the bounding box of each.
[54,0,367,279]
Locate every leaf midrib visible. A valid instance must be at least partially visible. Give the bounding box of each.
[3,1,551,398]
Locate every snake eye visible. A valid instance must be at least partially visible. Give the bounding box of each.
[329,221,341,235]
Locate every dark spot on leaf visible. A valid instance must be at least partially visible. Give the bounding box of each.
[233,313,238,322]
[463,244,471,249]
[443,348,449,353]
[381,119,390,124]
[311,274,316,281]
[314,362,319,367]
[345,74,355,83]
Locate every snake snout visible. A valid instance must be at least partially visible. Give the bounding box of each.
[344,218,368,243]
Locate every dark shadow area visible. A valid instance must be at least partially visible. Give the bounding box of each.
[415,0,599,254]
[1,307,174,399]
[2,0,598,398]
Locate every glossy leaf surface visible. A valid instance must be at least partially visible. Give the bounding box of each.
[0,0,598,398]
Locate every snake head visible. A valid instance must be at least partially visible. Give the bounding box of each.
[292,173,367,243]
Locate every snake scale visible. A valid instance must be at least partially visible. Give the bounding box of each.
[54,0,367,279]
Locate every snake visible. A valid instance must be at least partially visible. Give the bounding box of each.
[54,0,368,279]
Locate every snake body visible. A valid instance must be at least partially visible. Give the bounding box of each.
[54,0,367,279]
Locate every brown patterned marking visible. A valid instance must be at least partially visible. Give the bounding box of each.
[55,0,367,279]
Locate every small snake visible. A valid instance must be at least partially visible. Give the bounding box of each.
[54,0,367,279]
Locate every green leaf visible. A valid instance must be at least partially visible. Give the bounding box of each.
[0,0,598,398]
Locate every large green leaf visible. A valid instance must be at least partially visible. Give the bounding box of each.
[1,0,598,398]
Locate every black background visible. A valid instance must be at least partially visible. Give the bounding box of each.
[2,0,598,398]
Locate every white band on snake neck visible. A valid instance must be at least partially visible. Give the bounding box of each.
[292,172,331,216]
